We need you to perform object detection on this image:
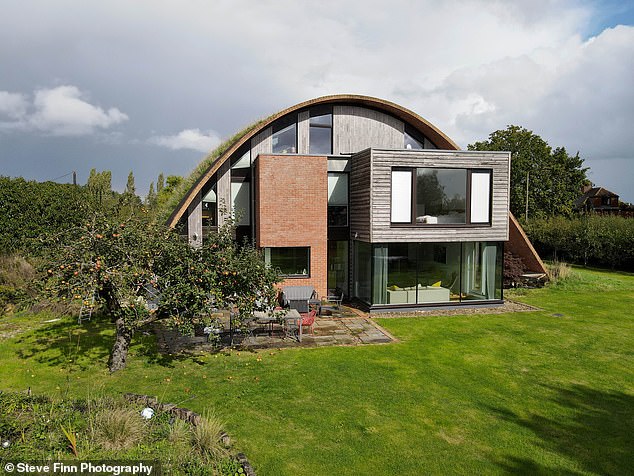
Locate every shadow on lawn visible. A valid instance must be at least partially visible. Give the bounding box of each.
[488,383,633,475]
[13,315,214,371]
[14,317,113,370]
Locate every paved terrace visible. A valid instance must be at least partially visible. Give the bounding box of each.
[154,300,537,355]
[155,306,394,354]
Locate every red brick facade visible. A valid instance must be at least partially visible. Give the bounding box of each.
[255,154,328,297]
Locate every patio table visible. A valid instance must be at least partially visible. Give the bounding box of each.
[253,309,303,340]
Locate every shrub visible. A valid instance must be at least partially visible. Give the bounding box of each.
[0,254,38,311]
[92,407,145,451]
[192,411,228,460]
[168,418,191,446]
[548,260,573,283]
[503,251,526,288]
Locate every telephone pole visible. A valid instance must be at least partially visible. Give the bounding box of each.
[525,171,530,220]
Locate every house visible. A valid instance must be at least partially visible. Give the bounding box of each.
[167,95,545,311]
[575,185,620,214]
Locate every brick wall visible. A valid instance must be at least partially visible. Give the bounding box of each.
[255,155,328,297]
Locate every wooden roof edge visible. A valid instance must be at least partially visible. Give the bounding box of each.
[508,212,548,275]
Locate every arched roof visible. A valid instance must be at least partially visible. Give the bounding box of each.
[166,94,460,227]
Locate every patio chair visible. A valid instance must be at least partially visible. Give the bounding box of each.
[325,289,344,310]
[298,309,316,335]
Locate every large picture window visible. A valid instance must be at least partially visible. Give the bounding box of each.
[358,241,502,306]
[391,167,491,226]
[416,168,466,224]
[264,247,310,277]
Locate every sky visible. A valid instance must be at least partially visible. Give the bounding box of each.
[1,0,633,203]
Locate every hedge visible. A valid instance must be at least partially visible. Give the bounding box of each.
[523,215,634,271]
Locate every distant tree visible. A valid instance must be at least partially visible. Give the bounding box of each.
[42,213,280,372]
[125,171,136,195]
[468,125,588,218]
[87,169,114,208]
[146,182,157,209]
[156,173,165,195]
[157,175,183,209]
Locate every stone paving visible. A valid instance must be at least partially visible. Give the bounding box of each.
[154,308,394,354]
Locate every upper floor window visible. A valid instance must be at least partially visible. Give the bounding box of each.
[391,167,491,225]
[404,132,423,150]
[404,125,428,150]
[231,178,250,226]
[310,108,332,154]
[328,172,348,226]
[232,149,251,169]
[417,168,466,224]
[272,116,297,154]
[202,184,217,229]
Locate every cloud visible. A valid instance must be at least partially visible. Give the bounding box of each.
[0,85,128,136]
[401,24,634,162]
[0,91,28,119]
[30,86,128,135]
[149,128,222,153]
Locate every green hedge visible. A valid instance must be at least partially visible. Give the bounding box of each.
[523,215,634,271]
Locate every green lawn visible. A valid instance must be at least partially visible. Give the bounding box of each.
[1,267,633,475]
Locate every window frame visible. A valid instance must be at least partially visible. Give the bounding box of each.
[327,171,349,227]
[309,106,333,155]
[272,115,298,154]
[390,167,493,227]
[264,246,311,278]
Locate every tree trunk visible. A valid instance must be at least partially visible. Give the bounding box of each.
[108,317,133,372]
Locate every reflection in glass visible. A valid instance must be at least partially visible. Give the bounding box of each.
[355,241,503,306]
[328,173,348,226]
[202,186,217,237]
[327,240,348,295]
[232,150,251,169]
[310,113,332,154]
[416,168,466,224]
[404,131,423,150]
[231,181,250,226]
[461,242,502,300]
[353,241,372,304]
[265,247,309,276]
[272,123,297,153]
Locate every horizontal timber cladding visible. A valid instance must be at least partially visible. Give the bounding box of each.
[349,148,372,242]
[333,105,405,155]
[368,149,511,242]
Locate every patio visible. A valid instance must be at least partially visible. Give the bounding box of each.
[154,305,394,354]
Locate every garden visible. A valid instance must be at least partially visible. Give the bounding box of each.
[1,265,632,475]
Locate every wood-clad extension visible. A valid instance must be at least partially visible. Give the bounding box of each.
[350,149,511,243]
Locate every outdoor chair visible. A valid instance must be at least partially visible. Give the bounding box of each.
[325,289,344,309]
[298,309,316,335]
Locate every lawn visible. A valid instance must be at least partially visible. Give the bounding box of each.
[1,267,633,475]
